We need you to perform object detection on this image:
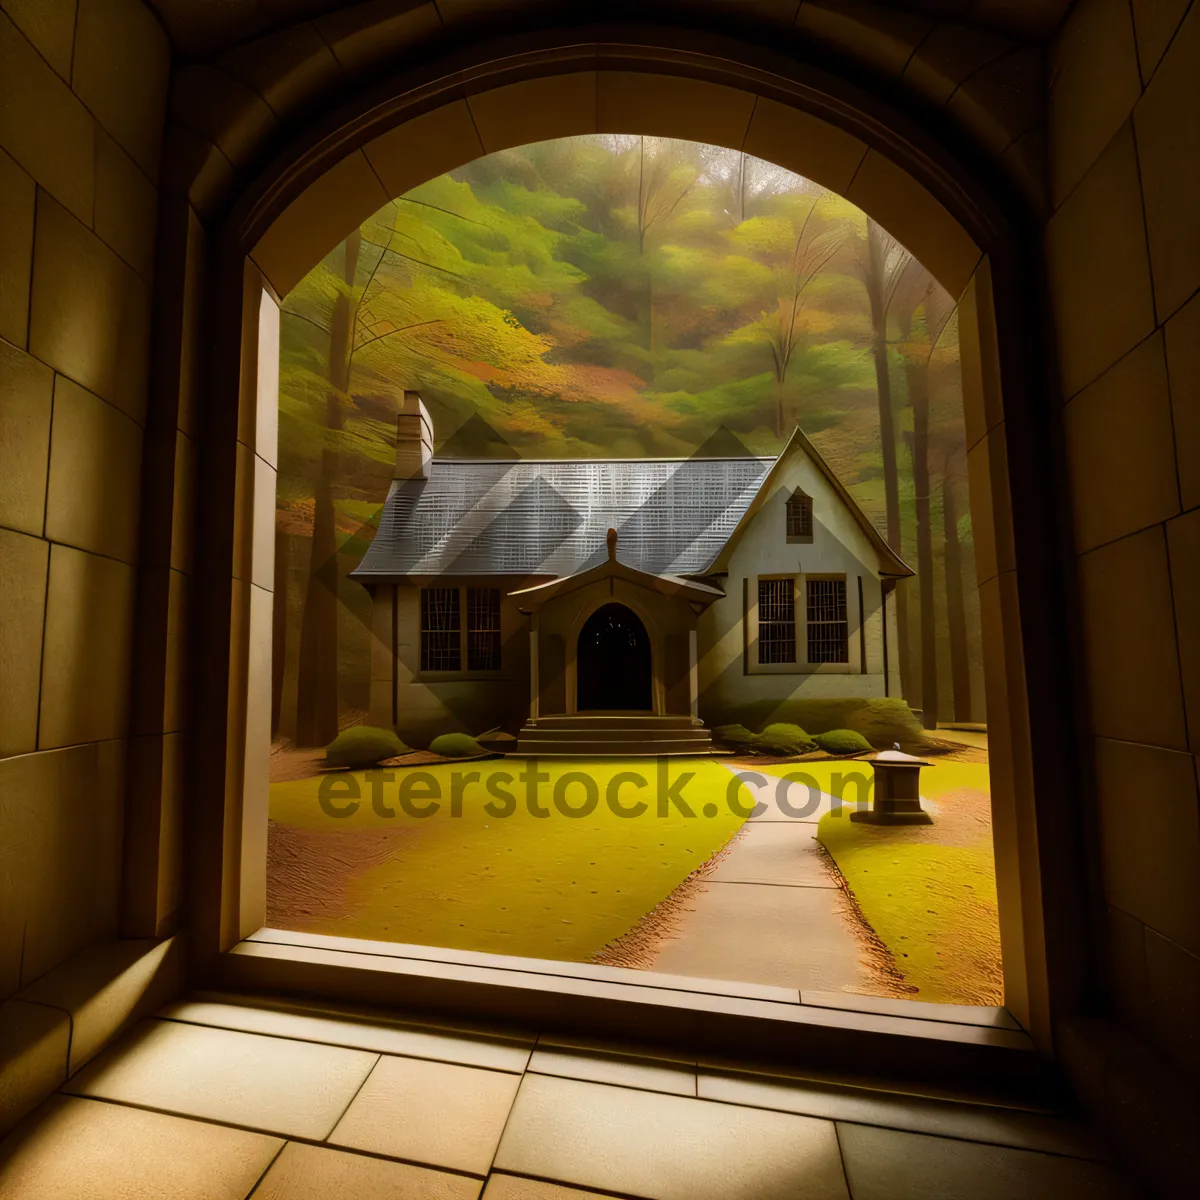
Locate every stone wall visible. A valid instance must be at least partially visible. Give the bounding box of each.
[1045,0,1200,1182]
[0,0,174,997]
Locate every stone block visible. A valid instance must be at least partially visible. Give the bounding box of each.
[29,192,151,424]
[0,146,35,346]
[1063,331,1179,553]
[38,544,136,748]
[71,0,169,181]
[0,10,93,221]
[0,339,52,537]
[45,376,143,564]
[1077,527,1187,749]
[1046,122,1155,400]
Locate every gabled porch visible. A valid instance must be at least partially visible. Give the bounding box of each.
[512,536,723,755]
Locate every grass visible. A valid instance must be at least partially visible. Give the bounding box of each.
[269,758,748,962]
[812,761,1003,1005]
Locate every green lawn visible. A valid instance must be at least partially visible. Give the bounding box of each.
[268,758,749,961]
[812,761,1003,1005]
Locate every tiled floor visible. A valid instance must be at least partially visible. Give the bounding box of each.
[0,994,1145,1199]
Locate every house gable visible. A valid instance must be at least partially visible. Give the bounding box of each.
[706,428,912,580]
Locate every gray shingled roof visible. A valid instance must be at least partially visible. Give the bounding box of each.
[351,457,774,580]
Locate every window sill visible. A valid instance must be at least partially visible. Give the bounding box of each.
[215,927,1043,1092]
[416,672,512,683]
[749,662,852,675]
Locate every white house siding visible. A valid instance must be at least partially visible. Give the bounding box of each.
[696,447,903,722]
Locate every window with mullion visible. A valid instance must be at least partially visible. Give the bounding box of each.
[420,587,461,671]
[806,577,848,663]
[757,578,796,664]
[467,587,501,671]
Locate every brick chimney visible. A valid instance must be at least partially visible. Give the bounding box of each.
[395,389,433,480]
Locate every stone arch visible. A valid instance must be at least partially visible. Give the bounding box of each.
[242,60,990,300]
[176,18,1068,1053]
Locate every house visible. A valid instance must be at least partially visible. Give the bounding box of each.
[351,392,913,753]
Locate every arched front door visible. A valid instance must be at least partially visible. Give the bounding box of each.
[576,604,652,712]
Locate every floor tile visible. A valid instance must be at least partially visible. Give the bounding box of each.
[0,999,69,1136]
[493,1073,850,1199]
[0,1095,281,1199]
[253,1141,482,1200]
[160,999,531,1072]
[698,1072,1106,1159]
[837,1123,1143,1200]
[528,1047,696,1096]
[483,1176,617,1199]
[64,1019,377,1139]
[329,1055,521,1175]
[648,879,873,992]
[708,823,836,887]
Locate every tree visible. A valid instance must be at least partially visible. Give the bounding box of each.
[854,218,912,694]
[940,447,973,722]
[294,230,360,746]
[729,191,846,435]
[858,218,910,551]
[633,136,700,256]
[273,135,972,734]
[893,267,954,730]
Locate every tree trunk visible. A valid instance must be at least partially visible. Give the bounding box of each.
[637,136,647,256]
[942,462,973,722]
[865,219,911,698]
[294,230,361,746]
[908,357,939,731]
[865,220,901,552]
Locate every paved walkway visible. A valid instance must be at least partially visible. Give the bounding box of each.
[645,765,878,993]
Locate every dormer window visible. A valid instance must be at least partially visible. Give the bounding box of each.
[786,489,813,542]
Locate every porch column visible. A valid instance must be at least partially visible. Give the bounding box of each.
[528,613,540,723]
[688,628,699,720]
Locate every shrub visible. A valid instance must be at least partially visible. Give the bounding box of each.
[712,723,759,751]
[429,732,483,758]
[707,697,925,748]
[754,723,816,756]
[324,726,408,769]
[813,728,872,756]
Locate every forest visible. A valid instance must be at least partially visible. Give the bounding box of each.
[273,134,985,747]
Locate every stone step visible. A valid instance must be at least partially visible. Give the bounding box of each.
[515,738,714,757]
[526,713,702,730]
[517,713,714,755]
[525,724,710,734]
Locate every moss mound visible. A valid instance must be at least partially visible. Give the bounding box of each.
[429,732,484,758]
[813,728,872,756]
[754,723,816,756]
[709,697,924,748]
[712,723,759,752]
[324,726,408,769]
